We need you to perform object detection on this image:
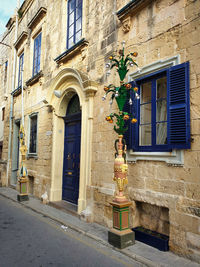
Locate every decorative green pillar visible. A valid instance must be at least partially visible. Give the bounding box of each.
[17,124,29,202]
[102,42,140,249]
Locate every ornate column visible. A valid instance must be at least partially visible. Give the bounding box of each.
[17,125,29,201]
[102,42,140,248]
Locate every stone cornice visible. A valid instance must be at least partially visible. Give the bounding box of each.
[117,0,151,20]
[54,38,89,64]
[26,71,43,86]
[14,31,28,49]
[28,7,47,29]
[6,17,16,30]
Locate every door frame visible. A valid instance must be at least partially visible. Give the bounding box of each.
[62,111,81,204]
[11,120,20,186]
[48,68,98,214]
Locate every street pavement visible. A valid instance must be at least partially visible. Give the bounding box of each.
[0,187,199,267]
[0,195,142,267]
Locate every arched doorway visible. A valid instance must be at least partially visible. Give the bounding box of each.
[62,95,81,204]
[48,68,98,213]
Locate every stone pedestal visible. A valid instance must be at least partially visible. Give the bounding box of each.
[17,194,29,202]
[17,177,29,202]
[108,200,135,249]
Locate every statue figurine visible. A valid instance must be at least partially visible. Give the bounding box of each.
[113,135,128,202]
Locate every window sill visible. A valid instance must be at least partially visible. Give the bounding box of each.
[26,71,43,86]
[27,154,38,159]
[12,86,22,96]
[54,38,88,64]
[127,149,184,166]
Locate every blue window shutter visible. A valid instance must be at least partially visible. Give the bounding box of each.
[168,62,190,149]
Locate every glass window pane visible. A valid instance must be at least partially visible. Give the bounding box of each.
[69,12,75,25]
[141,81,151,103]
[140,103,151,124]
[157,76,167,99]
[76,17,82,32]
[76,5,82,18]
[156,122,167,144]
[69,25,74,38]
[75,30,81,43]
[69,0,75,13]
[139,124,151,146]
[156,99,167,122]
[68,37,74,48]
[76,0,82,7]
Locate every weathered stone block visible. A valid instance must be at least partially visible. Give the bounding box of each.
[187,232,200,250]
[186,183,200,201]
[108,229,135,249]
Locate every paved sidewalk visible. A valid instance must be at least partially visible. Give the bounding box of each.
[0,187,199,267]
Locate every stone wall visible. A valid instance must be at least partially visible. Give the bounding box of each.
[89,0,200,263]
[0,0,199,262]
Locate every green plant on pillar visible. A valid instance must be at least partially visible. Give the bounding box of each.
[102,44,140,135]
[109,47,138,82]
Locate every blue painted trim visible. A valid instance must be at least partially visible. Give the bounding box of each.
[135,68,167,83]
[130,70,169,152]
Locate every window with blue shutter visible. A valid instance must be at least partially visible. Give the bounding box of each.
[33,32,42,76]
[67,0,82,49]
[126,62,190,152]
[18,52,24,87]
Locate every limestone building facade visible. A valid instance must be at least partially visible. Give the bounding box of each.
[0,0,200,262]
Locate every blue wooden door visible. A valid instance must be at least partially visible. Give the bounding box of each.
[62,112,81,204]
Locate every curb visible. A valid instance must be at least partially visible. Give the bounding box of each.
[0,191,159,267]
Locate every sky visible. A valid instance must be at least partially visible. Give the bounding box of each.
[0,0,19,37]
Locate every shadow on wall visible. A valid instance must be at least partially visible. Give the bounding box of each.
[28,175,34,195]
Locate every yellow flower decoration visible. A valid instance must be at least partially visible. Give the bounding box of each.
[125,83,132,89]
[104,86,109,92]
[123,115,129,120]
[106,116,112,122]
[131,118,137,124]
[109,56,113,60]
[134,87,138,92]
[132,52,138,57]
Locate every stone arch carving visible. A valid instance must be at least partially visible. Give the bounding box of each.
[47,68,98,213]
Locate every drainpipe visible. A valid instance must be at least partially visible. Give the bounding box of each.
[114,0,117,35]
[6,0,20,186]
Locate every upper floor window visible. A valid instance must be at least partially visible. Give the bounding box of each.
[29,113,38,154]
[125,62,190,152]
[4,61,8,83]
[2,107,5,121]
[18,52,24,87]
[33,32,42,76]
[67,0,82,49]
